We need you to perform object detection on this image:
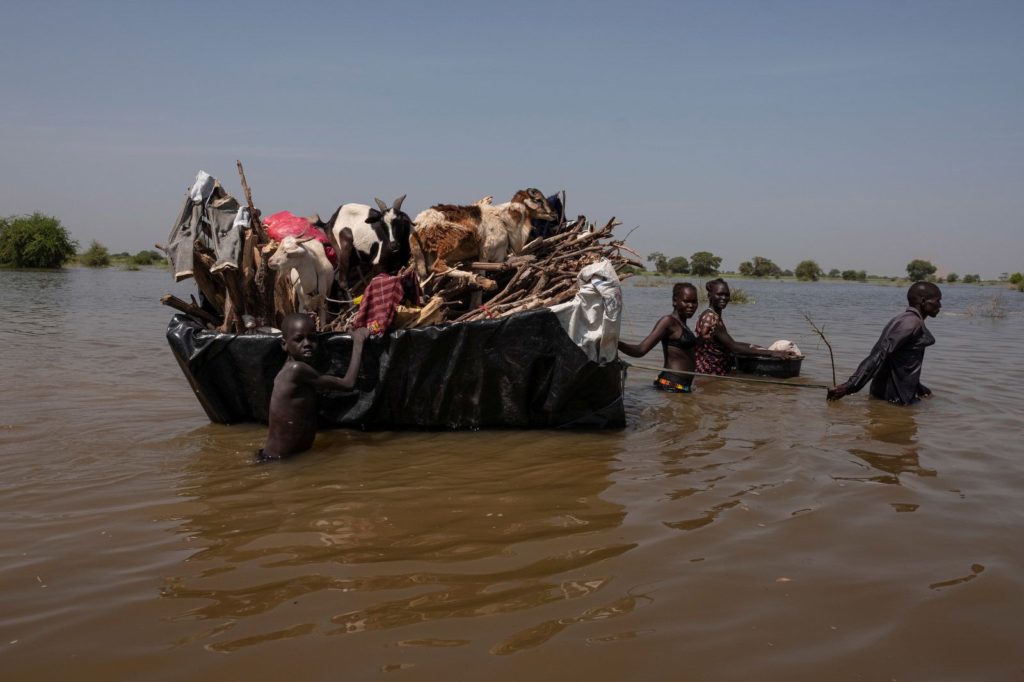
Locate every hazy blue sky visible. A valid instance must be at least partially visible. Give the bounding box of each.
[1,0,1021,277]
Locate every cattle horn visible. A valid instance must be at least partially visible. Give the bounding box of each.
[392,194,406,212]
[374,197,388,212]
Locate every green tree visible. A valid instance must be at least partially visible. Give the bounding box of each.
[132,249,163,265]
[666,255,689,274]
[80,240,111,267]
[750,256,782,277]
[962,273,980,284]
[781,269,794,277]
[906,259,937,281]
[738,261,754,276]
[946,272,959,283]
[690,251,722,277]
[794,259,822,281]
[827,268,840,278]
[0,213,78,268]
[647,251,668,274]
[1008,272,1023,285]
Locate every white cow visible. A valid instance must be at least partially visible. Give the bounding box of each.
[268,236,334,326]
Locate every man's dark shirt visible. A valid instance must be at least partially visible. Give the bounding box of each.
[845,308,935,405]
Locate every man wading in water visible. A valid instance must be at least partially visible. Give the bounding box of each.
[260,314,369,460]
[827,281,941,405]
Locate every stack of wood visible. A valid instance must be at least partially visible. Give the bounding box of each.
[161,163,641,334]
[440,216,640,323]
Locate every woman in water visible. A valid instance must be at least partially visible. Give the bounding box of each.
[695,278,792,375]
[618,282,699,392]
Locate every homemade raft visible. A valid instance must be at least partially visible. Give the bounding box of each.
[162,164,636,429]
[167,310,626,429]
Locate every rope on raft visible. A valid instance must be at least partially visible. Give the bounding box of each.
[623,361,832,390]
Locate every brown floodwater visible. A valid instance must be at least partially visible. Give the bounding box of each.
[2,267,1023,681]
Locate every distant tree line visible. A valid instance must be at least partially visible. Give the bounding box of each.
[1,211,165,270]
[646,251,723,277]
[635,252,1007,287]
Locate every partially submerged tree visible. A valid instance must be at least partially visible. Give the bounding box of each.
[795,259,822,281]
[906,259,937,281]
[80,240,111,267]
[750,256,782,277]
[647,251,669,274]
[667,255,689,274]
[132,249,164,265]
[690,251,722,277]
[0,213,78,268]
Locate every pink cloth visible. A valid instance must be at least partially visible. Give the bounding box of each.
[264,211,336,265]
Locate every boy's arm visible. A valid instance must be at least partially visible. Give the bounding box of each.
[311,328,370,392]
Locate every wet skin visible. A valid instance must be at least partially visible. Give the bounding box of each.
[705,282,793,360]
[618,286,700,383]
[262,317,369,460]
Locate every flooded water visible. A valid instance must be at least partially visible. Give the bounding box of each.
[2,267,1023,681]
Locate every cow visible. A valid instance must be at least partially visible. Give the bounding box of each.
[410,188,557,277]
[327,195,412,291]
[268,235,334,326]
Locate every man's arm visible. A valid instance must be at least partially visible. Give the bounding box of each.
[311,328,370,392]
[827,313,920,402]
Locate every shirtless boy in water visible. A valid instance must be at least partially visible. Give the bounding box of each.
[260,314,369,460]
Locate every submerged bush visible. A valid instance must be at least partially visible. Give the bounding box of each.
[80,240,111,267]
[131,249,164,266]
[0,213,78,268]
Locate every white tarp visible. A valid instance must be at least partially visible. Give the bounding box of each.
[549,259,622,363]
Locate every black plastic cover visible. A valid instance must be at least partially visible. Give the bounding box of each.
[166,312,625,429]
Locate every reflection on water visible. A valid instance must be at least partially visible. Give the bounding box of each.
[842,402,936,484]
[160,430,629,654]
[3,269,1024,680]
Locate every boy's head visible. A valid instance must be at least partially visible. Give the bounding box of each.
[280,313,317,362]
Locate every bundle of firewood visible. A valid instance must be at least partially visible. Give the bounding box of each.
[429,216,641,324]
[160,163,641,333]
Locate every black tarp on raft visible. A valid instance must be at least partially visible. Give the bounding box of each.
[166,311,626,429]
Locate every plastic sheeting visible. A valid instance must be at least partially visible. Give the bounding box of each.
[549,260,623,363]
[167,310,625,429]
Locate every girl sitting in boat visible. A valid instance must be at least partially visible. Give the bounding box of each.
[695,278,793,376]
[618,282,699,393]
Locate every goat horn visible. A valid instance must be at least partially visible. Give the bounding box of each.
[393,194,406,212]
[375,197,388,212]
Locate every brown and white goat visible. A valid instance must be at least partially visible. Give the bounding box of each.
[410,188,556,277]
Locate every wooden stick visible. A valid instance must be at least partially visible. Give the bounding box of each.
[160,294,219,326]
[802,311,837,387]
[625,361,831,390]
